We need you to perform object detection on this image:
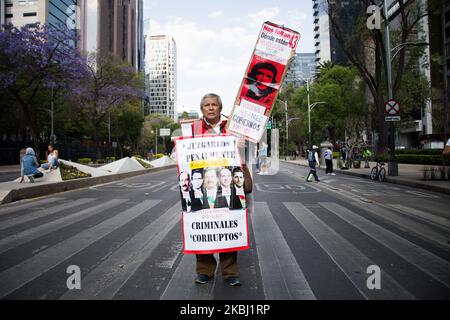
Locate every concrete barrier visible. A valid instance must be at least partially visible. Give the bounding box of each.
[1,165,176,205]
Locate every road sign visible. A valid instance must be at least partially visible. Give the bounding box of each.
[266,118,272,130]
[159,128,171,136]
[384,99,401,122]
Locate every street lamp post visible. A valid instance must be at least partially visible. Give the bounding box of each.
[284,100,288,158]
[276,99,289,158]
[308,101,326,149]
[383,0,398,176]
[50,84,55,145]
[306,78,311,148]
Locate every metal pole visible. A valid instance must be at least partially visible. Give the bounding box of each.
[108,111,111,144]
[50,84,54,145]
[441,2,449,141]
[384,0,398,176]
[108,111,111,158]
[155,128,158,155]
[307,79,311,148]
[285,101,288,158]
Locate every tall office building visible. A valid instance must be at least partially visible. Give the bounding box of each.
[1,0,77,31]
[145,34,177,121]
[79,0,144,72]
[284,53,316,88]
[312,0,331,65]
[312,0,365,67]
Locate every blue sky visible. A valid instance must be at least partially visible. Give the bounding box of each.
[143,0,315,115]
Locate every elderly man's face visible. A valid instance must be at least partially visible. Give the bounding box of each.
[201,97,221,125]
[219,169,232,188]
[179,172,190,191]
[204,170,218,190]
[233,172,244,188]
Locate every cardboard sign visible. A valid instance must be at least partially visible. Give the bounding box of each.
[175,135,250,254]
[226,21,300,142]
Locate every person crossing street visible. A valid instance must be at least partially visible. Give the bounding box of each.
[323,146,335,175]
[306,145,320,182]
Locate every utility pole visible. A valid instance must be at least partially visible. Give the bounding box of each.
[50,84,54,145]
[306,78,312,148]
[285,100,288,158]
[384,0,398,176]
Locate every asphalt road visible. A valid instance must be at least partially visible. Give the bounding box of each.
[0,162,449,301]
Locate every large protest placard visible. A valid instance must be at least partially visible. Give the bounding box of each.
[226,21,300,142]
[175,134,250,254]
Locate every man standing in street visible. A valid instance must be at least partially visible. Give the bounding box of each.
[190,93,253,287]
[306,145,320,182]
[324,146,335,176]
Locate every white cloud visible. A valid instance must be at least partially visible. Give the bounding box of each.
[247,7,280,27]
[147,16,256,112]
[208,10,224,18]
[286,9,307,33]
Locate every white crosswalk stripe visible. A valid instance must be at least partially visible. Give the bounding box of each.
[283,202,416,300]
[160,253,216,300]
[319,202,450,288]
[0,197,65,216]
[252,202,316,300]
[0,199,160,298]
[385,204,450,230]
[350,201,450,250]
[0,198,95,231]
[61,202,180,300]
[0,194,448,300]
[0,199,129,255]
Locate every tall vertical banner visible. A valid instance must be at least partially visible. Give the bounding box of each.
[226,21,300,142]
[175,135,250,254]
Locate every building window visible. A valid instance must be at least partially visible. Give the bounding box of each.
[23,12,37,17]
[5,14,13,18]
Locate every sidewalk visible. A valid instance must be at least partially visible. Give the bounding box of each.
[283,158,450,195]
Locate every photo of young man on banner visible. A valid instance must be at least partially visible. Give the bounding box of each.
[175,135,250,255]
[240,55,285,110]
[226,21,300,143]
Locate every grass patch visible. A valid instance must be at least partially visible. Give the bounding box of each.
[60,162,92,181]
[135,157,153,169]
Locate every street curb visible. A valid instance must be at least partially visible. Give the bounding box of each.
[282,160,450,196]
[0,165,177,205]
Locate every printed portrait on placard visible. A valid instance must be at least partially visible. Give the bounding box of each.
[239,56,285,109]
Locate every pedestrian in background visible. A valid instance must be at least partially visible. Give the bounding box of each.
[306,145,320,182]
[40,144,59,170]
[22,147,43,183]
[324,146,335,175]
[258,142,268,175]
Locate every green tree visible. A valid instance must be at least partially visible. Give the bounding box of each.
[70,52,144,159]
[325,0,439,155]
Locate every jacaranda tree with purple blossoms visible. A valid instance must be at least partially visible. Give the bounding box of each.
[70,52,145,159]
[0,23,87,158]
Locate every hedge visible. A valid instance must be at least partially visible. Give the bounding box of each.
[395,154,446,165]
[77,158,92,165]
[396,149,443,155]
[135,157,153,169]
